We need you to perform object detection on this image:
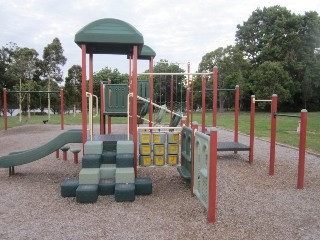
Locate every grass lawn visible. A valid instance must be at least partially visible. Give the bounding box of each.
[1,111,319,153]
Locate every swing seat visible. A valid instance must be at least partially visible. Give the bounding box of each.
[139,100,150,117]
[154,104,167,123]
[171,112,182,127]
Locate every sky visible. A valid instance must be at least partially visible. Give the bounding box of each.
[0,0,319,81]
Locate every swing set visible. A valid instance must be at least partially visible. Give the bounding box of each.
[2,88,65,130]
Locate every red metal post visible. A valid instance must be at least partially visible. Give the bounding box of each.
[100,83,105,134]
[149,57,154,130]
[170,77,174,127]
[269,94,278,175]
[249,95,255,164]
[128,56,132,134]
[186,87,190,126]
[234,85,239,153]
[297,109,308,189]
[89,53,94,135]
[132,46,138,177]
[201,75,206,133]
[89,53,93,94]
[55,149,59,158]
[191,122,199,196]
[60,89,64,130]
[213,66,218,127]
[81,44,87,145]
[191,80,194,124]
[107,79,112,134]
[3,88,7,130]
[208,128,218,223]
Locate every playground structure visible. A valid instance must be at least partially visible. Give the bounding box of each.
[2,89,65,130]
[250,94,308,189]
[0,18,310,223]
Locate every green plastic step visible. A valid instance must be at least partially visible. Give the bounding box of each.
[100,164,116,179]
[115,183,135,202]
[61,179,79,198]
[115,168,135,184]
[76,184,99,203]
[79,168,100,184]
[82,154,101,168]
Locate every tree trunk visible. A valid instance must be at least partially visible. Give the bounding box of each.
[73,104,76,117]
[19,78,22,122]
[27,93,31,119]
[48,75,51,120]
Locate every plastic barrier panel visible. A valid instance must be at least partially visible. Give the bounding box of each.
[193,131,210,209]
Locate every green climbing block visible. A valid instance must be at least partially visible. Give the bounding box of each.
[82,154,101,168]
[100,164,116,179]
[101,151,117,164]
[84,141,103,154]
[103,142,117,151]
[99,179,115,195]
[79,168,100,184]
[115,183,135,202]
[115,168,135,184]
[76,184,99,203]
[117,140,134,154]
[61,179,79,197]
[116,153,134,168]
[135,178,152,195]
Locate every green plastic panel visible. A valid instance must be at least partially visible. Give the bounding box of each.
[193,131,210,210]
[178,126,192,180]
[137,80,150,98]
[104,84,128,114]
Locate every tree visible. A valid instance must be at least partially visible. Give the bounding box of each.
[42,38,66,119]
[10,46,39,121]
[0,43,17,115]
[64,65,82,115]
[235,6,320,110]
[197,46,251,111]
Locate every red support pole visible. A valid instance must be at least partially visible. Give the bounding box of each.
[55,149,59,158]
[269,94,278,175]
[201,75,206,133]
[3,88,7,131]
[249,95,255,164]
[129,56,133,135]
[234,85,239,153]
[132,46,138,177]
[191,122,198,196]
[297,109,308,189]
[149,57,154,130]
[100,83,105,134]
[208,128,218,223]
[170,77,174,127]
[89,53,94,135]
[60,89,64,130]
[107,79,112,134]
[213,66,218,127]
[191,80,194,124]
[186,87,190,126]
[81,44,87,145]
[187,62,190,127]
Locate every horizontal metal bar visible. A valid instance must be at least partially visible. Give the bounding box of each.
[138,126,182,130]
[138,72,213,76]
[254,100,272,102]
[7,90,60,93]
[274,113,301,118]
[206,88,235,91]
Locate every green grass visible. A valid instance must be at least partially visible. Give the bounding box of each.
[1,111,319,153]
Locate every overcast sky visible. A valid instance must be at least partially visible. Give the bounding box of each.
[1,0,319,80]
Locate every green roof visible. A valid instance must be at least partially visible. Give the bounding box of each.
[75,18,144,55]
[137,45,156,60]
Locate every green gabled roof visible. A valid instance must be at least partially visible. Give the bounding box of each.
[74,18,144,55]
[137,45,156,60]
